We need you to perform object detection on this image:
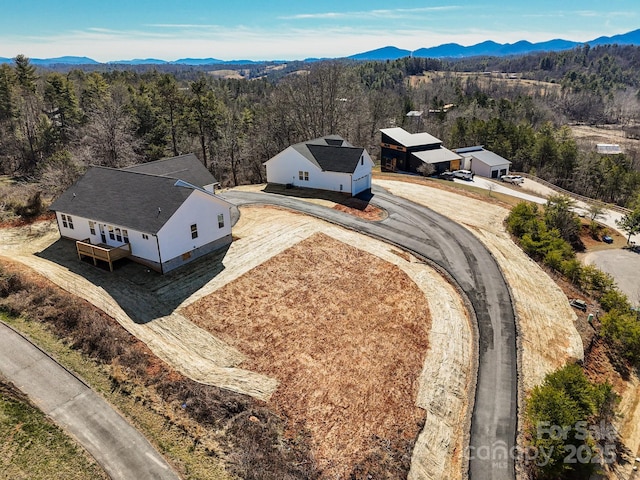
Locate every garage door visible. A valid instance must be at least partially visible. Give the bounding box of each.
[352,174,370,195]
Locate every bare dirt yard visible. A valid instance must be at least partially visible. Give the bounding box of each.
[0,205,473,479]
[184,232,430,477]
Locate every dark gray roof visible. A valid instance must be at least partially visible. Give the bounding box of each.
[121,153,217,187]
[291,135,364,173]
[49,167,203,234]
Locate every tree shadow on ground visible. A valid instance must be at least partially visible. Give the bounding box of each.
[34,238,230,324]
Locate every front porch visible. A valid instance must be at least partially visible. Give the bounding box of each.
[76,239,132,272]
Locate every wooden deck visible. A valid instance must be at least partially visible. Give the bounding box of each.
[76,239,132,272]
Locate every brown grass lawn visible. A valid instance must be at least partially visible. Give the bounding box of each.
[183,232,431,478]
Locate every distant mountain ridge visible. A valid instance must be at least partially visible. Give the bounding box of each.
[349,28,640,60]
[1,28,639,65]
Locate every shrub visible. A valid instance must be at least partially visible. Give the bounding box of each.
[14,191,45,218]
[601,309,640,366]
[599,289,631,313]
[526,364,618,479]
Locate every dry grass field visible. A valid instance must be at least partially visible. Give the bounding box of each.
[184,232,431,478]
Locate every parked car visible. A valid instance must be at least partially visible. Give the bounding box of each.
[437,171,455,181]
[602,235,613,244]
[570,299,588,311]
[452,169,473,180]
[500,174,524,185]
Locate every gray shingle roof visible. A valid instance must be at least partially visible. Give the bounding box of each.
[291,135,364,173]
[49,167,200,234]
[121,153,217,187]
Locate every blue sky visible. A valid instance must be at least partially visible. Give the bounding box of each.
[1,1,638,61]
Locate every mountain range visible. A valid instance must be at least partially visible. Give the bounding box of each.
[348,28,640,60]
[1,28,639,66]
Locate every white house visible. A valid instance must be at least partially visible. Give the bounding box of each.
[455,146,512,179]
[264,135,374,196]
[49,156,233,274]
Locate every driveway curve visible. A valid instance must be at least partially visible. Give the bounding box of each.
[221,185,517,480]
[0,321,180,480]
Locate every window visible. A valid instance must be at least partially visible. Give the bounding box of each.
[298,170,303,181]
[88,221,96,235]
[217,213,224,229]
[142,233,149,240]
[108,226,115,240]
[115,228,122,242]
[190,224,198,239]
[304,171,309,181]
[361,156,364,166]
[61,214,73,229]
[122,229,129,243]
[298,171,309,181]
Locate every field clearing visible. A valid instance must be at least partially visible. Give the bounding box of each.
[184,232,431,478]
[409,71,561,97]
[570,124,640,153]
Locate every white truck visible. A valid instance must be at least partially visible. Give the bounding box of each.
[452,169,473,180]
[500,174,524,185]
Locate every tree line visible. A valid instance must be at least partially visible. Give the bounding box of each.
[1,47,639,208]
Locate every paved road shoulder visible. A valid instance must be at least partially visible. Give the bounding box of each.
[0,321,180,480]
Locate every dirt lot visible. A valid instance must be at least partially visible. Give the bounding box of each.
[0,206,473,479]
[184,232,429,477]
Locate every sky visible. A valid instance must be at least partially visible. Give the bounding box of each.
[0,0,638,62]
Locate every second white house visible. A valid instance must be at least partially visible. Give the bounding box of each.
[264,135,374,196]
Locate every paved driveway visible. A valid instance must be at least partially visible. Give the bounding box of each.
[458,176,640,244]
[0,322,180,480]
[583,249,640,306]
[222,186,517,480]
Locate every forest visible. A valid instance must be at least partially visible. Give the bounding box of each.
[1,43,640,210]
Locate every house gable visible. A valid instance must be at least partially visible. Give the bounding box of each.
[121,153,217,191]
[264,135,373,195]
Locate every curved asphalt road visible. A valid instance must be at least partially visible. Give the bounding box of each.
[222,186,517,480]
[0,321,179,480]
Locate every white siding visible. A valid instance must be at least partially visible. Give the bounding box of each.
[465,154,510,179]
[351,150,374,195]
[55,212,93,242]
[55,212,160,263]
[265,148,319,186]
[156,190,231,263]
[266,146,374,195]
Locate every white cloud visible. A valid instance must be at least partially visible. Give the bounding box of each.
[280,5,462,21]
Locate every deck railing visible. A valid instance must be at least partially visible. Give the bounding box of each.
[76,239,132,271]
